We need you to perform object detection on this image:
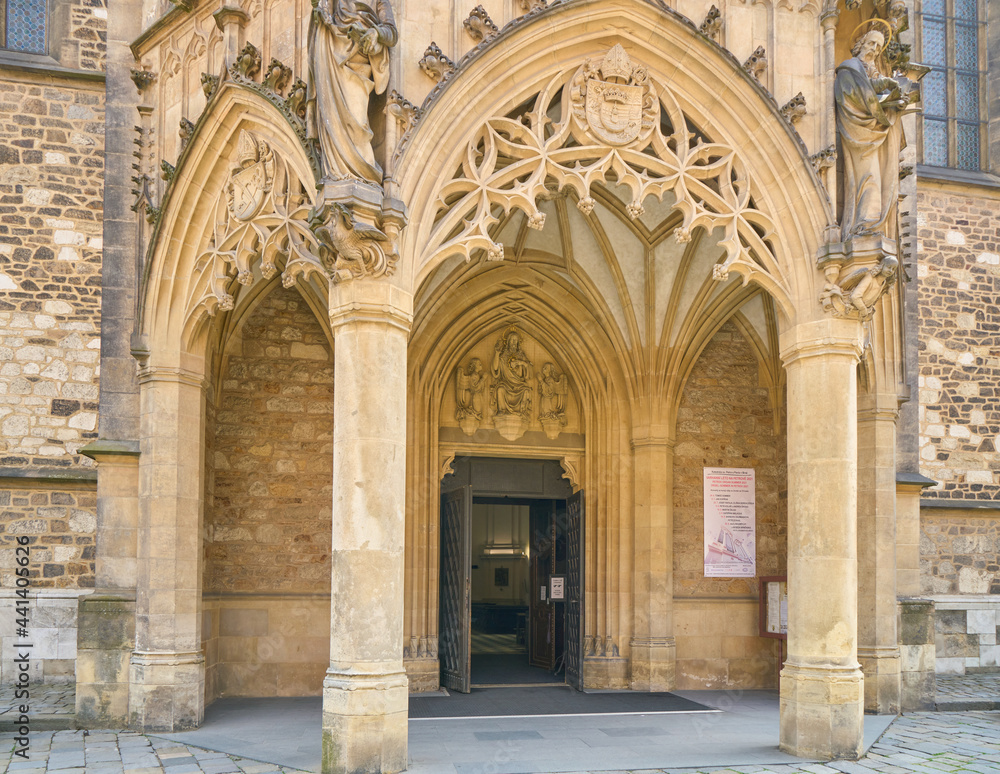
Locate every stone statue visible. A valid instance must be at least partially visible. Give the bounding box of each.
[834,29,911,242]
[491,328,532,419]
[307,0,398,184]
[820,254,898,319]
[537,363,568,439]
[455,358,486,436]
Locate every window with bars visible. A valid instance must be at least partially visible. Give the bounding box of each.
[919,0,987,170]
[0,0,47,55]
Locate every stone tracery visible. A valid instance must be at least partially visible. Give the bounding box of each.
[424,46,786,299]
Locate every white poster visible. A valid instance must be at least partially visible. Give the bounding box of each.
[703,467,756,577]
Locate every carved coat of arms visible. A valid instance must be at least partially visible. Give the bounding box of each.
[571,44,656,147]
[226,130,274,221]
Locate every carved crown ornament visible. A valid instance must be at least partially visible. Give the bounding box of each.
[423,46,784,300]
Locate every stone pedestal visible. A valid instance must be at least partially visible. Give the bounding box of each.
[857,394,900,714]
[779,320,864,760]
[898,598,936,711]
[323,281,411,774]
[129,368,206,731]
[630,431,676,691]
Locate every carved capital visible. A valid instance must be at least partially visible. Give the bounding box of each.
[309,201,398,284]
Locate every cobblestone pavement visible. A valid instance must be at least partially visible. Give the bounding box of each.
[0,730,309,774]
[0,711,998,774]
[937,673,1000,701]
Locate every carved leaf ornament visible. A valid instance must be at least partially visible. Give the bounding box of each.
[427,46,781,290]
[190,131,324,320]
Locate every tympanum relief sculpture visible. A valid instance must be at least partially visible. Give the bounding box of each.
[819,20,925,321]
[491,326,533,441]
[455,358,486,436]
[307,0,398,185]
[537,363,568,440]
[452,329,574,442]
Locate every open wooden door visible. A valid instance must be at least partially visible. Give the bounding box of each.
[439,486,472,693]
[564,490,584,691]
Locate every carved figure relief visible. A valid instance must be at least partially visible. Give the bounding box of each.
[225,130,275,221]
[834,23,917,242]
[309,202,396,282]
[820,254,898,320]
[571,44,655,147]
[307,0,398,184]
[455,358,486,436]
[491,326,533,441]
[537,363,568,440]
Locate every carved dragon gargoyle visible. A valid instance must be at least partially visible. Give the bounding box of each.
[308,202,396,283]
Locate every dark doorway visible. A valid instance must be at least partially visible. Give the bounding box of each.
[439,458,584,692]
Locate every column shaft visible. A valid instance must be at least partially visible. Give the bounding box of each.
[324,282,410,774]
[630,431,675,690]
[857,395,900,714]
[129,370,205,731]
[779,322,863,760]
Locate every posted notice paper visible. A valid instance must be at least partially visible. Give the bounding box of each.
[703,467,756,577]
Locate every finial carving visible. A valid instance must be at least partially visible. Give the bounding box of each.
[262,58,292,94]
[285,79,308,119]
[743,46,767,81]
[179,118,195,152]
[234,42,262,80]
[700,6,723,39]
[779,92,807,124]
[201,72,220,100]
[419,42,455,82]
[810,145,836,171]
[464,5,499,42]
[130,68,156,93]
[386,90,422,133]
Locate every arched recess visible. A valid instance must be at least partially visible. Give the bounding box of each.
[391,0,835,330]
[139,83,327,372]
[403,256,638,690]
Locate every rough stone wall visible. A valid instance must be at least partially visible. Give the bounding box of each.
[672,321,786,689]
[916,183,1000,501]
[921,510,1000,596]
[673,321,787,596]
[68,0,108,72]
[204,286,334,593]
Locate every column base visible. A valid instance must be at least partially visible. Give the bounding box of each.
[899,598,936,711]
[629,637,676,692]
[779,662,864,760]
[322,668,409,774]
[128,651,205,731]
[858,646,900,714]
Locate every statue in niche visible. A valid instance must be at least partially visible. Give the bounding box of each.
[455,358,486,436]
[537,362,569,440]
[834,24,917,242]
[491,326,532,441]
[307,0,398,184]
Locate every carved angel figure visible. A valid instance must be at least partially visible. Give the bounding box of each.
[307,0,398,184]
[491,328,532,419]
[537,363,568,422]
[456,358,486,421]
[834,30,910,242]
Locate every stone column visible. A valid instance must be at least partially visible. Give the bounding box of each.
[323,280,411,774]
[630,427,675,691]
[129,367,206,731]
[856,392,900,714]
[779,319,864,761]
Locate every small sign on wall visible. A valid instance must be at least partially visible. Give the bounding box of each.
[549,575,565,600]
[703,467,756,578]
[759,576,788,639]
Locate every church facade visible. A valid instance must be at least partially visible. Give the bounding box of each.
[1,0,999,772]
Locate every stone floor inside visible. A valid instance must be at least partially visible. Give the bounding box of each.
[1,674,999,773]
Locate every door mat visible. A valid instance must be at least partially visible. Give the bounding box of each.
[409,685,718,719]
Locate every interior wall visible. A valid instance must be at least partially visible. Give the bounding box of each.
[202,286,334,700]
[672,320,787,689]
[471,502,530,605]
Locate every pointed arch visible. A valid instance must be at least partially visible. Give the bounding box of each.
[392,0,834,329]
[140,83,326,368]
